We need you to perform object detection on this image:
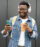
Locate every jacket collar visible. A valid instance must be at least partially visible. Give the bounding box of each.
[16,14,32,22]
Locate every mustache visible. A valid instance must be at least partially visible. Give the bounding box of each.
[20,15,25,18]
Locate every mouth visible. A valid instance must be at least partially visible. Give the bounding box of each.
[19,13,26,18]
[19,12,24,16]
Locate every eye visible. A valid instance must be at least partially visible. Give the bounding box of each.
[20,8,25,10]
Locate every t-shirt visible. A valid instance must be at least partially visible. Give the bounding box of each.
[18,18,28,46]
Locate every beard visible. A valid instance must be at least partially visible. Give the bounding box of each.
[20,15,26,18]
[19,13,27,19]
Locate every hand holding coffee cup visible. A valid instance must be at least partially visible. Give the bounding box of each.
[21,23,26,32]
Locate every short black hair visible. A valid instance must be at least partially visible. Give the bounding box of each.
[19,1,29,8]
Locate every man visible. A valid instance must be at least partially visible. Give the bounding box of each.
[1,1,38,47]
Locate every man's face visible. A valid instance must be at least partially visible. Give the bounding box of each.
[18,5,28,18]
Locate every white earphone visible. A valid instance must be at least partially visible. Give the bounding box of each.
[28,3,31,13]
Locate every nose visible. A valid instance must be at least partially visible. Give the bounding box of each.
[18,9,24,12]
[19,10,24,13]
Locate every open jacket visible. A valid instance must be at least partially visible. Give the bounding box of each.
[1,15,38,47]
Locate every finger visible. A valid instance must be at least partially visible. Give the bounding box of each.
[5,26,11,28]
[25,23,28,25]
[23,24,28,26]
[6,24,10,26]
[5,26,11,30]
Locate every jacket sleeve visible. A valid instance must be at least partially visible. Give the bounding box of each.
[29,19,38,39]
[1,29,9,37]
[1,17,13,38]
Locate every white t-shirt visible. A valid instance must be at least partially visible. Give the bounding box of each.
[18,18,28,46]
